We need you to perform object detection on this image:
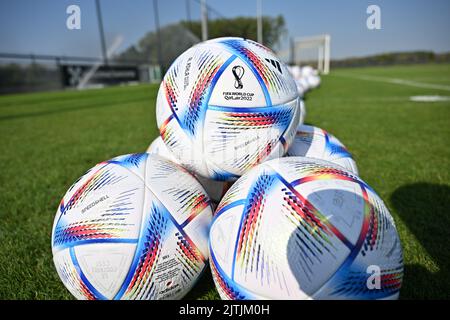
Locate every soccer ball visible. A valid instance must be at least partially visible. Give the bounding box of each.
[298,100,306,125]
[156,37,301,181]
[297,77,310,92]
[287,65,306,97]
[299,66,321,90]
[146,135,179,163]
[209,157,403,300]
[146,136,234,206]
[301,65,315,77]
[287,65,302,79]
[51,153,212,300]
[286,125,358,174]
[306,74,321,89]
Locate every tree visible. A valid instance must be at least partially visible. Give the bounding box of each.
[117,23,199,71]
[181,15,286,48]
[117,16,286,70]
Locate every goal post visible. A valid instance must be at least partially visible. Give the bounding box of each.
[291,34,331,74]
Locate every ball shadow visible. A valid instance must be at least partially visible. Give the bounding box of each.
[183,265,218,300]
[390,183,450,299]
[287,187,402,299]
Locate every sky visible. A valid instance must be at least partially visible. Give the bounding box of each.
[0,0,449,60]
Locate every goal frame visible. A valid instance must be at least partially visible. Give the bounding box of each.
[291,34,331,74]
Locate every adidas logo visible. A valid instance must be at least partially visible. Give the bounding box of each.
[265,58,282,73]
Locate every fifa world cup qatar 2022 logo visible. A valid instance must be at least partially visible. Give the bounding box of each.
[232,65,245,89]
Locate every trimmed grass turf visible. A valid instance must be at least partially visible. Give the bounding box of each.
[0,63,449,299]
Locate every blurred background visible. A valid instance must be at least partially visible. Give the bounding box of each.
[1,0,449,94]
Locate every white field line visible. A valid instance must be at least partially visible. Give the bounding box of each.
[336,73,450,92]
[409,95,450,102]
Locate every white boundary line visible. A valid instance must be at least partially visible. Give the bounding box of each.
[410,95,450,102]
[336,73,450,92]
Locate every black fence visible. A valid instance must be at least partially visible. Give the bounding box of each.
[0,53,159,94]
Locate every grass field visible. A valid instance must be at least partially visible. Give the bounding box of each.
[0,63,449,299]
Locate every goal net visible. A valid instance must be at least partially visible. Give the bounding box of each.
[291,34,330,74]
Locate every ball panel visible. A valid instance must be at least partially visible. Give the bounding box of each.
[333,157,359,176]
[52,154,212,300]
[144,156,212,237]
[52,155,153,300]
[297,178,365,246]
[286,125,326,158]
[112,172,208,300]
[210,247,258,300]
[209,205,244,277]
[157,45,233,178]
[146,136,178,163]
[210,157,403,300]
[157,44,232,137]
[52,158,146,253]
[286,125,359,174]
[203,97,299,177]
[156,37,300,180]
[268,157,366,246]
[298,100,306,125]
[209,55,267,107]
[158,106,210,177]
[73,243,136,299]
[271,98,301,158]
[208,38,298,105]
[217,164,351,299]
[116,194,179,300]
[324,129,355,162]
[312,190,403,299]
[213,163,263,216]
[53,248,100,300]
[146,137,234,205]
[182,204,213,260]
[107,153,149,179]
[155,69,177,129]
[143,156,212,279]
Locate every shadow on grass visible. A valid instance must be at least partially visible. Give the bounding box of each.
[390,183,450,299]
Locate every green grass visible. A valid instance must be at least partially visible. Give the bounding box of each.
[0,63,449,299]
[337,63,450,86]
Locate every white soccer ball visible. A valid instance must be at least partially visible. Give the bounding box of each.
[209,157,403,300]
[156,37,301,181]
[297,77,310,93]
[293,79,306,98]
[287,65,307,97]
[301,65,316,77]
[287,65,302,79]
[286,125,358,174]
[146,136,233,205]
[51,153,212,300]
[146,135,179,163]
[307,74,321,89]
